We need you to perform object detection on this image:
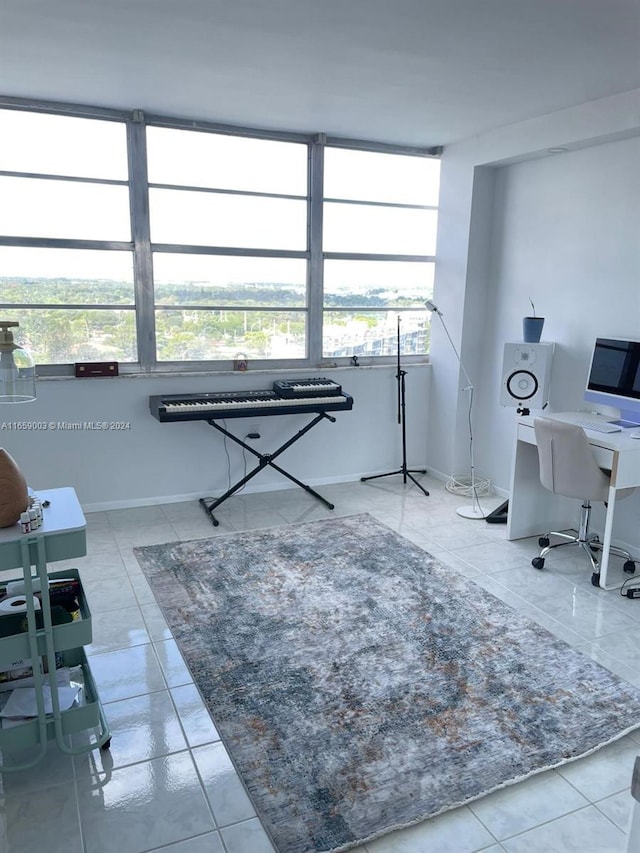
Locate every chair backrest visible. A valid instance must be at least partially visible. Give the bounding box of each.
[533,417,611,502]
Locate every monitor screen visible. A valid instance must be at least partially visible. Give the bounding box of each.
[584,337,640,424]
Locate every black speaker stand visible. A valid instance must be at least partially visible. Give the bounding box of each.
[361,317,429,497]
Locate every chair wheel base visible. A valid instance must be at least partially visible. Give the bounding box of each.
[591,572,601,587]
[624,560,636,574]
[532,557,545,570]
[538,536,550,548]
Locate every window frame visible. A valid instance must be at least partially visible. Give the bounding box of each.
[0,96,441,375]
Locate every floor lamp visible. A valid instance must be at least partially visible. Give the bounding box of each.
[425,300,489,520]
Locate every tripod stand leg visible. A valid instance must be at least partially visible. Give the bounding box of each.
[361,469,404,483]
[405,471,430,497]
[361,469,429,499]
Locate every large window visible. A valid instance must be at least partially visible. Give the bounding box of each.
[146,126,309,363]
[0,100,440,372]
[322,147,439,358]
[0,108,135,365]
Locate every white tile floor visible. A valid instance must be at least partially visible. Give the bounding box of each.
[1,476,639,853]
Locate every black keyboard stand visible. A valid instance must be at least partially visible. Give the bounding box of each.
[199,412,337,526]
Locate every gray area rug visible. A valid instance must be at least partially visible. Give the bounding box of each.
[134,513,640,853]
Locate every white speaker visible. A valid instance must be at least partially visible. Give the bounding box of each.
[500,342,554,409]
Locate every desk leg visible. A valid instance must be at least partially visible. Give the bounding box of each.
[597,485,617,589]
[507,438,575,540]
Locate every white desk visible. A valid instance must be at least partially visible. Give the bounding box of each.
[507,413,640,590]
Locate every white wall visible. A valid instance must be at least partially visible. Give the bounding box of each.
[428,86,640,546]
[1,365,429,511]
[429,88,640,478]
[480,136,640,490]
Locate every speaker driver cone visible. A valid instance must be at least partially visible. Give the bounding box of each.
[505,369,539,401]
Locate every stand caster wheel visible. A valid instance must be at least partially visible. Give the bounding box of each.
[101,738,111,750]
[532,557,545,570]
[591,572,601,587]
[624,560,636,574]
[538,537,550,548]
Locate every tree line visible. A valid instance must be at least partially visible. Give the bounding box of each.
[1,277,425,363]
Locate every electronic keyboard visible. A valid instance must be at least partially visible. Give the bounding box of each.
[272,378,342,398]
[149,388,353,422]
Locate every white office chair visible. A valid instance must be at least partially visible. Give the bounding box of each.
[531,417,636,586]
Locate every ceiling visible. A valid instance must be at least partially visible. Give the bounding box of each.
[2,0,639,147]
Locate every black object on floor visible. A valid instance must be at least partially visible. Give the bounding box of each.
[486,500,509,524]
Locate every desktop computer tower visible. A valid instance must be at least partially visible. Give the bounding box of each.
[500,342,554,410]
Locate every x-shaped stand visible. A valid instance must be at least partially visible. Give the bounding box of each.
[199,412,337,525]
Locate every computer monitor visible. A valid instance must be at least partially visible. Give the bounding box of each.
[584,337,640,426]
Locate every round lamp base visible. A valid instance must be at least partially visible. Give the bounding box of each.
[456,505,491,520]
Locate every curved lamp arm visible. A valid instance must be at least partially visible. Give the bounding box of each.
[425,301,473,391]
[425,300,489,519]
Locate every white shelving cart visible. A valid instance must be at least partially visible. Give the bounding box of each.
[0,486,111,771]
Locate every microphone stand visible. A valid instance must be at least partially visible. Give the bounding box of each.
[426,300,489,519]
[361,315,429,496]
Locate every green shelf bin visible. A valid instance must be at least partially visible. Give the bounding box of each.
[0,647,102,751]
[0,568,91,667]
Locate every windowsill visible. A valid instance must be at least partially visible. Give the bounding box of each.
[34,360,431,381]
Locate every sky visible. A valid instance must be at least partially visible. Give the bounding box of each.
[0,108,440,287]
